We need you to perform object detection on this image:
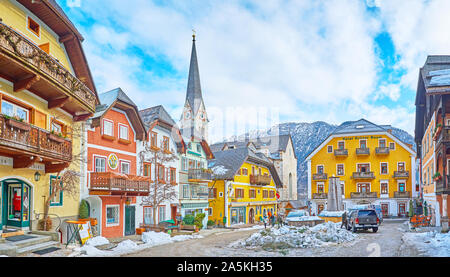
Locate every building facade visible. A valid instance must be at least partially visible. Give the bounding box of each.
[415,55,450,231]
[0,0,97,234]
[136,105,185,226]
[208,144,281,227]
[306,119,417,217]
[83,88,149,238]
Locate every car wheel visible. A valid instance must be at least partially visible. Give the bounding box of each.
[372,227,378,233]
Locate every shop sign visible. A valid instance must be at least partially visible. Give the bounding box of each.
[108,153,119,170]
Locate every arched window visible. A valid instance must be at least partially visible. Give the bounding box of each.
[288,173,293,198]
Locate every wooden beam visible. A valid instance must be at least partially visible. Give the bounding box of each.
[59,33,74,43]
[45,162,69,174]
[48,96,70,109]
[13,75,40,92]
[13,156,36,169]
[73,113,93,122]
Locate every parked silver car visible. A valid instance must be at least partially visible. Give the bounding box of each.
[346,209,380,233]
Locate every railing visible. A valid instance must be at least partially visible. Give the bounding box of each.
[435,126,450,146]
[393,171,409,178]
[188,169,213,181]
[375,147,390,155]
[436,175,450,194]
[90,172,151,195]
[394,191,411,198]
[334,149,348,156]
[312,193,328,199]
[352,171,375,179]
[350,191,377,199]
[356,148,370,155]
[312,173,328,180]
[0,115,72,161]
[181,184,209,200]
[249,174,271,186]
[0,22,96,112]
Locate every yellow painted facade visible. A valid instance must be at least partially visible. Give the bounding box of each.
[422,113,435,195]
[208,161,278,226]
[0,0,74,73]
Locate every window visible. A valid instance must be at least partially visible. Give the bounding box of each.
[398,182,406,192]
[338,141,345,149]
[94,156,106,172]
[208,207,213,215]
[27,17,40,36]
[262,190,269,198]
[317,183,324,193]
[51,121,63,134]
[143,163,151,177]
[219,192,223,197]
[182,184,190,199]
[379,139,386,148]
[209,187,217,198]
[158,206,166,222]
[170,168,176,183]
[381,204,389,217]
[235,188,244,198]
[196,144,201,153]
[1,100,29,122]
[49,176,63,206]
[143,207,154,225]
[120,161,130,174]
[317,165,324,174]
[398,162,405,172]
[103,119,113,136]
[106,205,120,226]
[327,145,333,153]
[389,142,395,150]
[258,168,262,175]
[337,164,344,176]
[181,157,187,171]
[249,189,256,199]
[357,164,370,173]
[269,190,275,198]
[380,163,388,174]
[357,183,370,193]
[318,204,324,215]
[151,132,157,147]
[359,140,367,149]
[242,168,248,176]
[381,182,388,194]
[398,203,406,216]
[119,124,128,140]
[163,136,169,151]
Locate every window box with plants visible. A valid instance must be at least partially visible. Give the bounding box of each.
[49,131,67,143]
[433,123,442,141]
[3,114,31,132]
[433,172,442,182]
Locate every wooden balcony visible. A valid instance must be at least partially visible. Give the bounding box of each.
[352,171,375,179]
[312,173,328,181]
[435,126,450,147]
[356,148,370,155]
[89,172,151,196]
[350,192,377,199]
[0,22,96,117]
[249,174,271,186]
[188,168,213,182]
[436,176,450,194]
[375,147,390,155]
[394,191,411,198]
[334,149,348,156]
[0,114,72,172]
[393,171,409,179]
[312,193,328,199]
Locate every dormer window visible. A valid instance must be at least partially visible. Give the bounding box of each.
[119,124,128,140]
[102,119,113,136]
[356,125,364,129]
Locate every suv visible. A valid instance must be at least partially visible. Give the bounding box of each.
[347,209,380,233]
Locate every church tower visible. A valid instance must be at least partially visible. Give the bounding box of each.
[180,32,209,142]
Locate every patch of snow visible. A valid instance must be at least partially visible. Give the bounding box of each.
[318,211,345,217]
[212,165,228,175]
[403,231,450,257]
[285,216,322,222]
[84,236,109,246]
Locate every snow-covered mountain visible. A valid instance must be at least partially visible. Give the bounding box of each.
[226,121,416,196]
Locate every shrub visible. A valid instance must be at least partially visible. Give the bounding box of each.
[183,214,195,225]
[79,200,89,219]
[207,219,215,227]
[194,213,206,229]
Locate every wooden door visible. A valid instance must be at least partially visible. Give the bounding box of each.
[124,205,135,236]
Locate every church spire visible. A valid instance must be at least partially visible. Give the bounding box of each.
[185,30,204,116]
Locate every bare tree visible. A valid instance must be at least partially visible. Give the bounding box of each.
[40,121,87,230]
[139,137,179,225]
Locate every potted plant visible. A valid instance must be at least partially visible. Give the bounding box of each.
[194,213,206,231]
[48,130,65,143]
[37,217,53,231]
[433,172,442,182]
[4,114,31,131]
[207,219,215,229]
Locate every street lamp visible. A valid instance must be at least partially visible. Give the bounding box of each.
[34,171,41,182]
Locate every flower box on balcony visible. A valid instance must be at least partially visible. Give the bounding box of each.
[118,138,131,145]
[48,133,65,143]
[5,118,30,132]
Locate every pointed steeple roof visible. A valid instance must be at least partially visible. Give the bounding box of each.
[186,33,204,115]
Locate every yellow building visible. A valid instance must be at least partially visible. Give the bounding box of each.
[0,0,97,232]
[306,119,417,217]
[208,143,281,227]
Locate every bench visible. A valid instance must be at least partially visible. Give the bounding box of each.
[140,221,180,233]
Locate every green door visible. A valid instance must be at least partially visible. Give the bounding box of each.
[2,179,31,228]
[124,205,135,236]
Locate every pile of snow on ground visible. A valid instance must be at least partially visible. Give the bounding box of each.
[403,231,450,257]
[232,222,357,250]
[84,236,109,246]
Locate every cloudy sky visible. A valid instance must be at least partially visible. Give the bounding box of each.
[59,0,450,142]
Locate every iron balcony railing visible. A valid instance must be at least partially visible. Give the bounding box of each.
[312,173,328,181]
[352,171,375,179]
[334,149,348,156]
[188,168,213,181]
[312,193,328,199]
[393,191,411,198]
[393,171,409,179]
[356,148,370,155]
[350,191,377,199]
[375,147,390,155]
